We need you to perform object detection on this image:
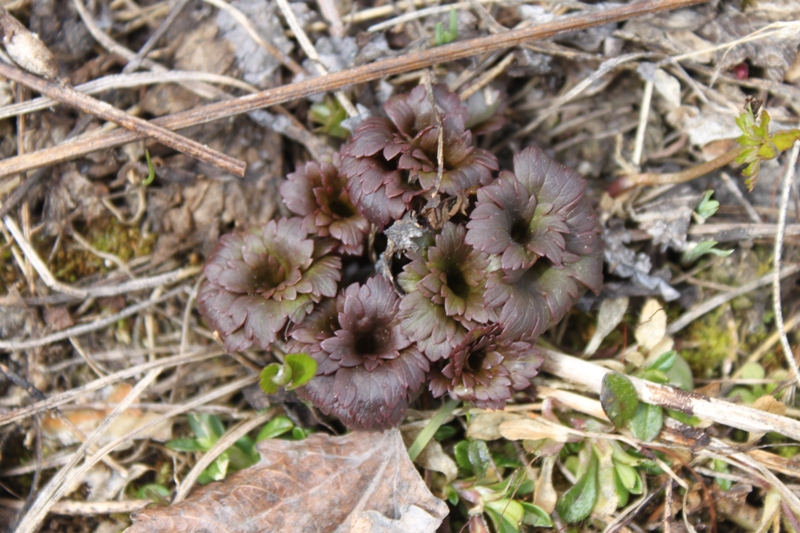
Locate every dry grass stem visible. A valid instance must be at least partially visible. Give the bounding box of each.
[0,285,187,350]
[172,410,277,503]
[0,498,150,516]
[201,0,306,75]
[773,135,800,395]
[1,215,86,298]
[273,0,358,117]
[0,62,246,176]
[0,349,224,426]
[122,0,191,73]
[667,264,800,334]
[14,374,260,533]
[0,0,710,179]
[0,70,259,121]
[540,349,800,440]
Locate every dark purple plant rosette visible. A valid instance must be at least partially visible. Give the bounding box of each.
[397,221,494,361]
[468,146,604,341]
[198,85,603,430]
[289,276,429,430]
[428,324,542,410]
[340,84,499,228]
[279,156,370,256]
[197,217,341,353]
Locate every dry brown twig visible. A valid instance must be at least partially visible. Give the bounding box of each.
[0,0,710,179]
[0,61,247,176]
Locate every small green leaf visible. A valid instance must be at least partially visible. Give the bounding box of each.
[665,354,694,391]
[165,437,205,452]
[434,7,458,46]
[486,498,524,533]
[136,483,171,503]
[257,416,295,441]
[773,130,800,151]
[695,191,720,222]
[520,501,554,527]
[227,440,259,471]
[556,452,599,523]
[259,364,281,394]
[284,353,317,390]
[454,440,473,473]
[613,468,630,508]
[667,409,700,426]
[199,453,229,484]
[728,386,757,404]
[143,150,155,186]
[682,240,733,264]
[740,362,765,380]
[641,368,670,384]
[614,462,638,492]
[434,424,457,441]
[600,373,639,429]
[291,427,308,440]
[629,403,663,442]
[468,439,493,481]
[648,351,677,373]
[446,485,459,506]
[757,143,777,159]
[184,414,225,445]
[712,459,732,491]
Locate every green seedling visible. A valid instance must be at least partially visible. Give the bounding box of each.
[609,99,800,195]
[309,96,350,138]
[259,353,317,395]
[166,413,260,485]
[434,8,458,46]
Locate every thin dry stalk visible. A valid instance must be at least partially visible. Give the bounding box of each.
[0,0,711,179]
[172,410,277,503]
[201,0,305,75]
[123,0,191,73]
[0,349,224,426]
[0,70,259,121]
[773,136,800,395]
[15,368,163,533]
[14,374,260,533]
[273,0,357,116]
[540,349,800,440]
[0,498,150,515]
[1,215,86,298]
[667,264,800,334]
[0,286,188,350]
[0,62,246,176]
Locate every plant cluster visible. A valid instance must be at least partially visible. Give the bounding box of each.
[198,84,603,429]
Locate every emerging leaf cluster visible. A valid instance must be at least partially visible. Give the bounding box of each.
[736,100,800,191]
[198,84,603,430]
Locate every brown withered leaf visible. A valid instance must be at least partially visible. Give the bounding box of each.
[126,428,448,533]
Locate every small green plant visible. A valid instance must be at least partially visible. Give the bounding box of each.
[434,8,459,46]
[309,96,350,138]
[736,99,800,190]
[255,415,310,441]
[166,414,260,485]
[143,149,156,186]
[727,362,785,404]
[609,98,800,195]
[448,439,553,531]
[259,353,317,395]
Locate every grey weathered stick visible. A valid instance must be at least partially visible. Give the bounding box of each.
[0,0,710,178]
[0,61,246,176]
[540,349,800,441]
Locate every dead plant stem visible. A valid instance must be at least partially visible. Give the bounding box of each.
[0,62,246,176]
[0,0,710,179]
[773,136,800,396]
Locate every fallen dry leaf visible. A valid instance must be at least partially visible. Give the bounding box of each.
[126,428,448,533]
